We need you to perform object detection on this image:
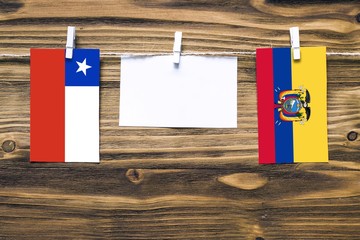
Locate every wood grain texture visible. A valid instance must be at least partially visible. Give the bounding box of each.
[0,0,359,239]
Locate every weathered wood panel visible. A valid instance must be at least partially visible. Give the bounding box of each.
[0,0,359,239]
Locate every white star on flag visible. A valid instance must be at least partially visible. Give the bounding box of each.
[76,58,92,76]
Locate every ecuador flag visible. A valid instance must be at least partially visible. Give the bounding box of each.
[256,47,328,164]
[30,49,100,163]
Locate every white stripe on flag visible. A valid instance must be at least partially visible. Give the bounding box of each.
[65,87,99,163]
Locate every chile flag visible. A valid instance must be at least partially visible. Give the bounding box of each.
[256,47,328,164]
[30,49,100,163]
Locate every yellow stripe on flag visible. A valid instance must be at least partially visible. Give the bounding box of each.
[292,47,328,162]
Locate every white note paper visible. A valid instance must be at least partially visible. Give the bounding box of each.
[119,55,237,128]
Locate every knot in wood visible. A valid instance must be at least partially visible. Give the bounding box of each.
[356,13,360,23]
[218,173,268,190]
[347,131,358,141]
[2,140,16,153]
[125,169,144,184]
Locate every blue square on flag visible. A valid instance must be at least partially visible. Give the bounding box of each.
[65,49,100,86]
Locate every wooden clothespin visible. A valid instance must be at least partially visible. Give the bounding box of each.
[173,31,182,64]
[66,26,76,59]
[290,27,300,60]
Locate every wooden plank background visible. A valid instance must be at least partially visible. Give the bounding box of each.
[0,0,359,239]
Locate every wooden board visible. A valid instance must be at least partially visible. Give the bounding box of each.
[0,0,359,239]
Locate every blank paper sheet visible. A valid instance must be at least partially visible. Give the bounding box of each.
[119,55,237,128]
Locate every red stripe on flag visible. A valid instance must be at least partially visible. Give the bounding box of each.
[30,49,65,162]
[256,49,276,164]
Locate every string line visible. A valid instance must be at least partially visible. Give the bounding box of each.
[0,51,360,58]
